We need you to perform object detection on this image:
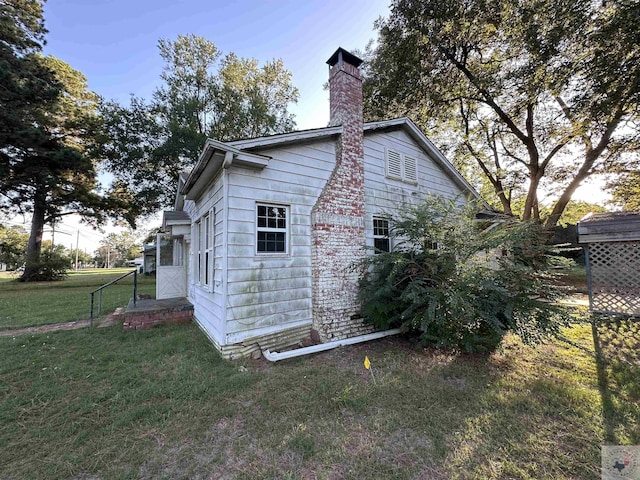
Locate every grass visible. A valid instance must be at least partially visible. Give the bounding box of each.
[552,264,588,293]
[0,268,155,329]
[0,266,637,479]
[1,318,636,479]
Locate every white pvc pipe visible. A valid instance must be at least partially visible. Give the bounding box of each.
[262,328,403,362]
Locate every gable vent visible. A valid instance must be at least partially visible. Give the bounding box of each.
[386,149,402,179]
[404,156,418,183]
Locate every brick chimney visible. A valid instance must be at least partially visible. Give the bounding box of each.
[327,47,364,129]
[311,48,372,342]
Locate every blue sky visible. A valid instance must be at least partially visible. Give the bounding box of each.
[27,0,606,252]
[25,0,391,252]
[42,0,391,129]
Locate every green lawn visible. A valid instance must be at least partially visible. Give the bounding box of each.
[0,268,155,329]
[0,268,637,479]
[1,317,636,479]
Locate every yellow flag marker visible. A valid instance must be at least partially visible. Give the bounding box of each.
[364,356,376,384]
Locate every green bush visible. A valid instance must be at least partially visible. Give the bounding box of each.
[358,197,571,352]
[20,250,70,282]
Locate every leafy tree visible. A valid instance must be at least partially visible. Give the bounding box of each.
[0,224,28,269]
[557,201,608,226]
[97,231,141,267]
[508,197,608,226]
[93,245,110,268]
[358,196,571,352]
[99,34,299,213]
[364,0,640,229]
[0,1,131,281]
[609,172,640,211]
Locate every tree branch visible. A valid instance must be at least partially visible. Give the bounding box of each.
[438,45,530,145]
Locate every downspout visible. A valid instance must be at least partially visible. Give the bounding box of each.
[262,328,402,362]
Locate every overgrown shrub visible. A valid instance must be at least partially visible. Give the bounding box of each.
[358,197,571,352]
[19,250,69,282]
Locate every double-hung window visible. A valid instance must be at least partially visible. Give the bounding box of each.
[373,217,390,253]
[256,204,288,254]
[195,219,202,284]
[203,214,211,287]
[195,211,214,290]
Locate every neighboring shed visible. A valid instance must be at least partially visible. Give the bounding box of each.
[577,211,640,316]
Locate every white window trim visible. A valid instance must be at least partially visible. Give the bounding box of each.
[195,210,215,291]
[256,203,289,256]
[204,212,213,292]
[373,216,391,254]
[385,147,419,185]
[194,219,202,285]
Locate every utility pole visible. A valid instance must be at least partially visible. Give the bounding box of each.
[75,229,79,271]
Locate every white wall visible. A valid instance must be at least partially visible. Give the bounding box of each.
[363,129,467,249]
[185,172,226,346]
[223,140,336,343]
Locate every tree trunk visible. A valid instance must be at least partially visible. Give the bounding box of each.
[522,172,541,222]
[544,161,594,230]
[20,193,46,282]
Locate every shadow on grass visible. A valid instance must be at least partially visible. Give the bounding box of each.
[230,332,603,479]
[591,314,640,445]
[0,325,609,480]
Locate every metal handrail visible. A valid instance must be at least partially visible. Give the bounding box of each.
[89,269,138,327]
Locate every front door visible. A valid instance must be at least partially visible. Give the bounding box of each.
[156,233,187,299]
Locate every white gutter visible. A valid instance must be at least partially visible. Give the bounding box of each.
[262,328,403,362]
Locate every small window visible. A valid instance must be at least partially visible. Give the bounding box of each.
[373,217,390,253]
[257,204,288,254]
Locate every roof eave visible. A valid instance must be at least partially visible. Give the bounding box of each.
[181,140,271,200]
[228,125,343,150]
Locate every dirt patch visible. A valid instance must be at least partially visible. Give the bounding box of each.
[0,319,91,336]
[0,308,123,337]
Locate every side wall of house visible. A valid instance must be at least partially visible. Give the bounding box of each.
[184,173,226,347]
[223,139,336,350]
[363,129,467,247]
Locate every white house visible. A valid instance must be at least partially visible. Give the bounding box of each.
[156,48,479,358]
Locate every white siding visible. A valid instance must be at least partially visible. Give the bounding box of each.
[224,140,336,342]
[185,171,226,346]
[364,130,466,250]
[186,126,473,350]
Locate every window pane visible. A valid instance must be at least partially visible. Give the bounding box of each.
[374,237,390,253]
[159,234,174,266]
[205,215,210,246]
[257,232,286,252]
[256,204,287,253]
[205,251,209,284]
[373,218,389,236]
